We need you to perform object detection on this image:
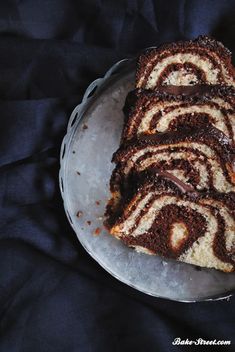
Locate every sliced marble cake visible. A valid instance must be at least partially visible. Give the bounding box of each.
[136,36,235,89]
[111,126,235,198]
[104,36,235,272]
[105,176,235,272]
[122,86,235,143]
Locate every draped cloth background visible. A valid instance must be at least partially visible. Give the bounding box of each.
[0,1,234,351]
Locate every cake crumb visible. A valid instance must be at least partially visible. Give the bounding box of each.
[195,266,202,271]
[95,200,100,206]
[83,124,88,130]
[93,227,101,236]
[76,171,81,175]
[72,150,76,154]
[76,211,83,218]
[87,221,91,225]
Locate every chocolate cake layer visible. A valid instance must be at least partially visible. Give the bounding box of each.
[105,176,235,272]
[122,87,235,142]
[136,36,235,88]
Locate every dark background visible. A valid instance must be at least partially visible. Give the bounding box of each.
[0,1,234,351]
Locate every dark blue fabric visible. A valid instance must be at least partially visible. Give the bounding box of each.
[0,1,235,351]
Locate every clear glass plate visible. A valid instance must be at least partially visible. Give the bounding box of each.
[59,58,235,302]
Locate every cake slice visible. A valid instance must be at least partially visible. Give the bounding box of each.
[136,36,235,88]
[122,86,235,143]
[105,176,235,272]
[111,126,235,200]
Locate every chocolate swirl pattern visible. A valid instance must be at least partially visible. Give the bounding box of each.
[136,36,235,88]
[106,177,235,272]
[105,36,235,272]
[122,87,235,143]
[111,127,235,196]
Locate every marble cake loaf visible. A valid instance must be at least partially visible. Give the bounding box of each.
[105,176,235,272]
[110,126,235,201]
[122,86,235,143]
[105,36,235,272]
[136,36,235,88]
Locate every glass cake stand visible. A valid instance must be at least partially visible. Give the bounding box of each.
[59,57,235,302]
